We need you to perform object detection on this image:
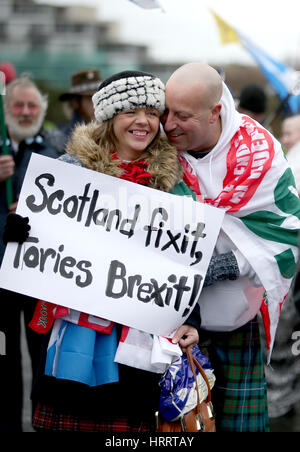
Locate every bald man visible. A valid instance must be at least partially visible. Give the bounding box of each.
[281,114,300,152]
[163,63,300,432]
[281,115,300,194]
[164,63,222,154]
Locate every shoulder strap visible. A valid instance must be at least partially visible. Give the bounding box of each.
[186,346,211,404]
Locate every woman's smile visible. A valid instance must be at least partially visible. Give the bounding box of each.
[113,108,160,160]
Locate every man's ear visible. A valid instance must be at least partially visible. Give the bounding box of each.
[210,103,221,124]
[70,97,80,110]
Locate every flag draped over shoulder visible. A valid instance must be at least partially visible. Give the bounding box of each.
[221,117,300,357]
[30,301,183,377]
[44,319,119,387]
[210,9,300,114]
[180,112,300,361]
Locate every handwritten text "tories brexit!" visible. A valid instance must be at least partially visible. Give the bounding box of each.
[12,172,208,317]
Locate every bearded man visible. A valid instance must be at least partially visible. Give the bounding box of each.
[0,75,64,432]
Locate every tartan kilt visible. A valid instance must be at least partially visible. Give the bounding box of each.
[206,317,270,432]
[32,402,154,432]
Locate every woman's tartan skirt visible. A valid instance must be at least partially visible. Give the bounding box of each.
[32,318,269,432]
[32,402,154,432]
[207,317,270,432]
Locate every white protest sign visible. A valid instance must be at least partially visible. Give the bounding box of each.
[0,154,224,336]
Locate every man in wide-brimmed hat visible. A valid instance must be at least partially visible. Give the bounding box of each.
[60,69,102,141]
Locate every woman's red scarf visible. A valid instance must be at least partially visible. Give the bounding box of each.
[112,154,153,185]
[29,156,153,334]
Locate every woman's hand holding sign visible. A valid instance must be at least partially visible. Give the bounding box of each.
[172,324,199,351]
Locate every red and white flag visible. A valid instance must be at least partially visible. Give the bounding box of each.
[179,83,300,361]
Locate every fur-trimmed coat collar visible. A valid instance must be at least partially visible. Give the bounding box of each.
[66,122,182,192]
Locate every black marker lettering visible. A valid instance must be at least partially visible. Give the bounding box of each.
[137,283,152,302]
[128,274,142,297]
[39,247,56,272]
[59,256,76,279]
[105,260,127,298]
[93,208,108,226]
[182,274,203,317]
[53,245,64,273]
[13,236,93,288]
[77,184,91,222]
[161,231,181,253]
[23,245,39,268]
[120,204,141,239]
[155,222,164,248]
[144,207,168,247]
[63,195,79,218]
[13,236,39,269]
[106,209,122,232]
[26,173,54,213]
[190,223,206,258]
[190,251,203,266]
[48,190,64,215]
[76,261,93,288]
[165,274,177,306]
[148,279,167,307]
[173,276,191,312]
[85,189,100,227]
[181,225,190,254]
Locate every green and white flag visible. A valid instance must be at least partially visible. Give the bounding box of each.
[179,83,300,360]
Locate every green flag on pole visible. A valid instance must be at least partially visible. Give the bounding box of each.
[0,92,13,207]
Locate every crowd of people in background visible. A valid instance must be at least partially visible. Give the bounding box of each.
[1,61,300,433]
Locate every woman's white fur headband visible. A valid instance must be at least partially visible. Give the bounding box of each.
[92,74,165,122]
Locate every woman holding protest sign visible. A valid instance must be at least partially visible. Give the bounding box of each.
[3,70,242,432]
[4,71,203,432]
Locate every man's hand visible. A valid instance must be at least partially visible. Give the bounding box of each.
[9,201,18,214]
[172,325,199,351]
[0,155,14,182]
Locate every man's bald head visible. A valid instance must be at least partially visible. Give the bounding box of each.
[163,63,223,153]
[281,115,300,151]
[167,63,223,108]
